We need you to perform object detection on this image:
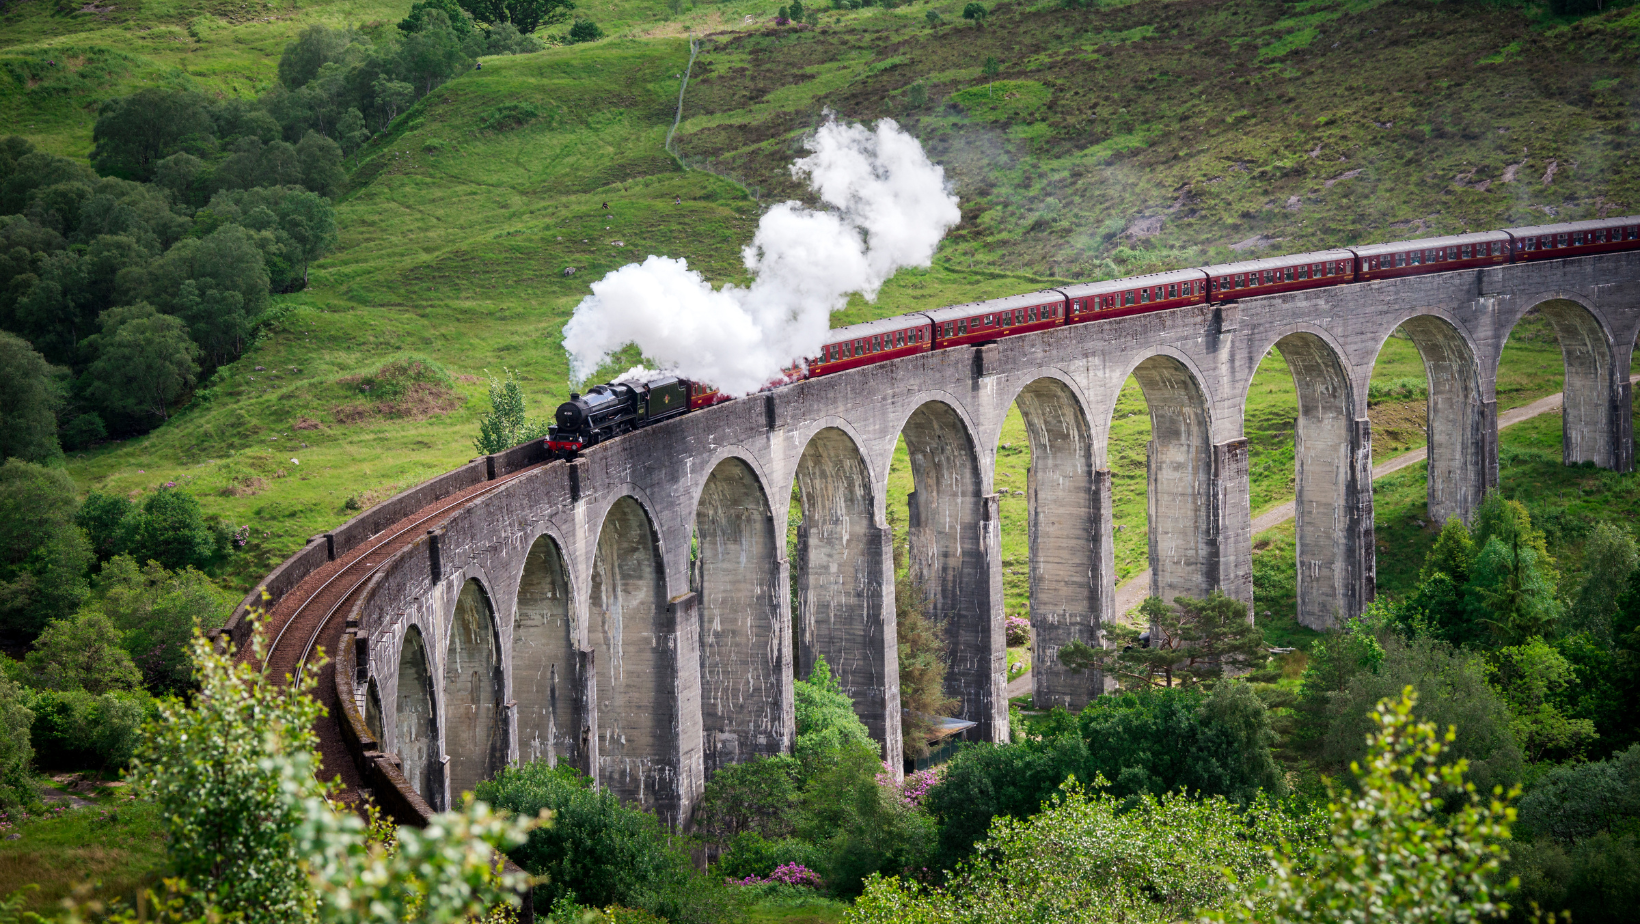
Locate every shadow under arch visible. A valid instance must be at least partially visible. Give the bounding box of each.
[515,533,578,769]
[394,624,440,809]
[1513,297,1620,469]
[591,495,670,805]
[791,426,899,763]
[1006,378,1106,712]
[900,400,1003,743]
[1378,314,1486,526]
[1128,353,1217,607]
[695,456,788,774]
[445,579,506,801]
[1263,331,1367,629]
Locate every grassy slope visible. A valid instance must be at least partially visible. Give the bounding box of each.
[0,0,1630,614]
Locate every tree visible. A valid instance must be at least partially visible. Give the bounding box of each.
[962,2,988,21]
[568,18,604,42]
[459,0,576,34]
[1572,521,1638,639]
[171,280,248,369]
[1490,636,1597,762]
[294,130,346,199]
[475,761,726,919]
[401,0,478,35]
[473,368,550,453]
[84,303,200,421]
[396,12,475,97]
[1317,634,1524,798]
[794,654,875,763]
[1207,689,1517,924]
[890,520,956,758]
[1468,533,1560,644]
[94,555,225,693]
[24,609,142,695]
[693,755,801,851]
[925,9,942,25]
[0,331,62,463]
[91,89,216,182]
[1059,591,1264,689]
[133,621,538,923]
[0,459,91,643]
[0,676,35,812]
[854,781,1320,923]
[141,219,269,318]
[128,487,225,572]
[278,24,356,89]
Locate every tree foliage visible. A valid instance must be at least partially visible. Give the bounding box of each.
[0,331,62,463]
[1207,689,1517,924]
[1059,590,1264,689]
[133,621,539,923]
[84,303,199,421]
[23,608,142,695]
[0,459,91,643]
[850,781,1321,923]
[0,675,36,812]
[473,368,550,454]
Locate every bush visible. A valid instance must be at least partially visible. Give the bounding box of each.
[76,488,228,573]
[717,832,828,882]
[23,609,142,694]
[477,761,739,923]
[0,459,91,643]
[962,2,987,20]
[794,655,874,763]
[0,676,36,811]
[694,755,799,851]
[25,688,148,772]
[93,556,224,694]
[1004,615,1030,647]
[926,682,1283,867]
[568,19,604,42]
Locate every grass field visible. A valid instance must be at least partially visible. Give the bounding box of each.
[2,0,1634,624]
[0,793,167,914]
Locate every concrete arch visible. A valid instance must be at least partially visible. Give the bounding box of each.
[900,399,1004,743]
[1507,295,1621,469]
[445,578,506,800]
[1372,313,1487,526]
[591,495,670,803]
[1265,332,1368,629]
[394,624,441,809]
[1123,353,1220,608]
[1005,377,1108,711]
[791,426,900,764]
[514,533,578,768]
[695,457,789,773]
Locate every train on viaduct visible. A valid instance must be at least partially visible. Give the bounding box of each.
[222,244,1640,831]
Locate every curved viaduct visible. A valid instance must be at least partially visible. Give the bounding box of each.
[227,253,1640,828]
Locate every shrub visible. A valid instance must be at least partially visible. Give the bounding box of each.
[477,761,739,922]
[854,782,1321,923]
[1004,615,1030,647]
[795,655,875,763]
[0,676,36,811]
[568,19,603,43]
[1206,689,1517,924]
[93,556,224,694]
[717,832,828,882]
[473,368,550,454]
[0,459,91,643]
[961,2,987,20]
[132,624,537,922]
[25,688,148,772]
[23,609,142,695]
[693,754,799,850]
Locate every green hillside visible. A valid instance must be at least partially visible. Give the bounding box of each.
[4,0,1635,601]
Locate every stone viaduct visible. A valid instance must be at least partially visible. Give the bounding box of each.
[239,252,1640,829]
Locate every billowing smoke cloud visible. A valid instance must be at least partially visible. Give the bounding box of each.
[562,115,961,396]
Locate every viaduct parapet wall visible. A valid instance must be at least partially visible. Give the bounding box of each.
[242,253,1640,828]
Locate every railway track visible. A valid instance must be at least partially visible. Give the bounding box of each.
[251,464,539,801]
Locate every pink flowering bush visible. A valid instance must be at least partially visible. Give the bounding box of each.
[1006,615,1031,647]
[729,862,823,890]
[876,762,943,809]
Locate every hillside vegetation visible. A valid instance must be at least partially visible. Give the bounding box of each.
[2,0,1636,603]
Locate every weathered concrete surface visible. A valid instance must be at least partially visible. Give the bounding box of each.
[347,252,1640,824]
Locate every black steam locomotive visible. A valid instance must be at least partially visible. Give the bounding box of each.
[545,374,689,457]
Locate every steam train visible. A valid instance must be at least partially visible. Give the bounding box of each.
[544,215,1640,457]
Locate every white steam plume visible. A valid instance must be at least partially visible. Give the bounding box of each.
[561,115,961,396]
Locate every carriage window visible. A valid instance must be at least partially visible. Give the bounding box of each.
[1232,274,1243,288]
[1574,232,1584,246]
[1558,234,1569,247]
[1029,306,1037,322]
[1139,289,1150,304]
[1629,226,1638,241]
[1461,245,1472,259]
[1165,284,1175,299]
